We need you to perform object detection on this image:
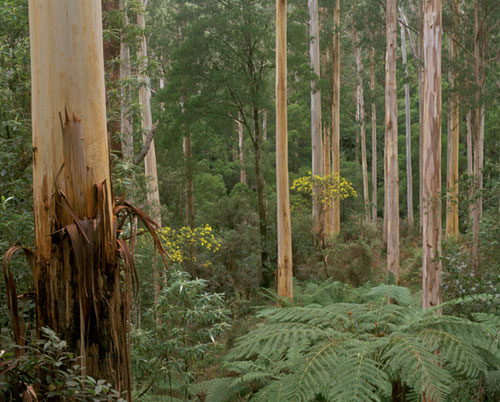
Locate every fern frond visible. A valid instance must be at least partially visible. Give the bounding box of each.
[364,285,413,306]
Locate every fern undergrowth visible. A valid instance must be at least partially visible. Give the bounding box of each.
[194,282,500,402]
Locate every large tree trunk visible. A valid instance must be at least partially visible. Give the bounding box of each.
[399,7,414,227]
[445,0,460,238]
[120,0,134,161]
[29,0,130,395]
[370,46,378,223]
[331,0,341,235]
[471,0,485,273]
[138,0,161,311]
[309,0,324,243]
[422,0,442,312]
[276,0,293,298]
[354,29,370,221]
[385,0,400,283]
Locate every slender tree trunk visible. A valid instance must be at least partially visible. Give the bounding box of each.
[276,0,293,298]
[263,109,268,141]
[422,0,442,312]
[385,0,400,283]
[309,0,324,243]
[323,125,333,240]
[238,113,247,184]
[183,133,195,228]
[370,46,377,223]
[120,0,133,161]
[331,0,341,235]
[354,30,370,221]
[29,0,130,395]
[446,0,460,238]
[399,7,414,227]
[138,0,161,311]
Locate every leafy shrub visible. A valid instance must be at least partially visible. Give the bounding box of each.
[1,327,125,401]
[196,283,500,402]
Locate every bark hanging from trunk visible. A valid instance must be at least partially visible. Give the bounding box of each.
[276,0,293,298]
[385,0,400,283]
[29,0,130,395]
[422,0,442,311]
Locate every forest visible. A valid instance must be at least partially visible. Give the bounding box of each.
[1,0,499,401]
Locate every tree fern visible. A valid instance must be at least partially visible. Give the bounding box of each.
[200,282,500,402]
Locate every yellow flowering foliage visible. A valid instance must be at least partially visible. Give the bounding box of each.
[291,172,357,207]
[159,224,221,264]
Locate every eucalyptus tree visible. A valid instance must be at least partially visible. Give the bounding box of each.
[162,0,274,283]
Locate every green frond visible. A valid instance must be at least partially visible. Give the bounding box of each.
[364,285,413,306]
[191,377,242,402]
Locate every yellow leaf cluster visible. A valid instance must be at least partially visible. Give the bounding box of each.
[159,224,221,264]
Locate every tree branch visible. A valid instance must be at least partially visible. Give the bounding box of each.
[134,121,159,165]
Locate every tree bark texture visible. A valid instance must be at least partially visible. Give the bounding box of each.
[354,29,370,221]
[276,0,293,298]
[399,7,414,227]
[370,46,377,223]
[238,113,247,184]
[331,0,341,235]
[445,0,460,238]
[120,0,134,161]
[422,0,442,310]
[29,0,130,395]
[138,0,161,312]
[309,0,324,242]
[385,0,400,282]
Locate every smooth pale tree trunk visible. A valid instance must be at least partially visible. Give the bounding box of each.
[309,0,324,243]
[120,0,134,161]
[385,0,400,283]
[276,0,293,298]
[471,1,485,273]
[238,113,247,184]
[446,0,460,238]
[354,30,370,221]
[399,7,414,227]
[422,0,442,312]
[370,46,377,223]
[138,0,161,311]
[331,0,341,235]
[323,125,333,240]
[29,0,130,395]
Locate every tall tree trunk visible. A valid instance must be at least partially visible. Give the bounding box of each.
[263,109,268,141]
[331,0,341,235]
[354,29,370,221]
[471,0,485,273]
[445,0,460,238]
[399,7,414,227]
[370,46,377,223]
[29,0,130,395]
[276,0,293,298]
[309,0,324,243]
[422,0,442,311]
[120,0,134,161]
[138,0,161,311]
[323,125,333,241]
[238,113,247,184]
[385,0,400,283]
[183,133,195,228]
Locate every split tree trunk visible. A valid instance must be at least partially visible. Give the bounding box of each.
[400,7,414,227]
[309,0,324,243]
[331,0,341,235]
[29,0,130,395]
[138,0,161,310]
[445,0,460,238]
[422,0,442,310]
[385,0,400,283]
[354,29,370,220]
[276,0,293,298]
